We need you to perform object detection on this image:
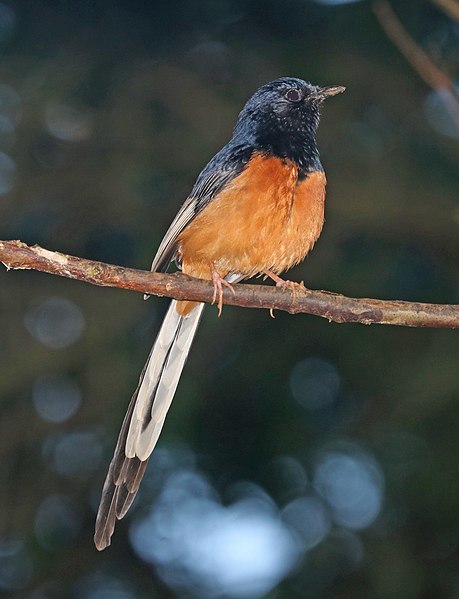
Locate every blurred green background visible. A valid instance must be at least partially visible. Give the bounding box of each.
[1,0,459,597]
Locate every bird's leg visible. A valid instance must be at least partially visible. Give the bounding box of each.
[210,263,235,316]
[263,269,305,299]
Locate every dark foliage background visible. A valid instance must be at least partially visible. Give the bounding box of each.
[1,1,459,597]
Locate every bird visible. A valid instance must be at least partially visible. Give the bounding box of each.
[94,76,345,550]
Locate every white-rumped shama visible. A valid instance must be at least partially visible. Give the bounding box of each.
[94,77,345,550]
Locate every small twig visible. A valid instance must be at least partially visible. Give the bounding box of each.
[373,0,459,129]
[1,240,459,329]
[430,0,459,23]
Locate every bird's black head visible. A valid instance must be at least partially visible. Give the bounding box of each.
[233,77,345,173]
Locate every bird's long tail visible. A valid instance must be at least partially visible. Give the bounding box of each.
[94,300,204,550]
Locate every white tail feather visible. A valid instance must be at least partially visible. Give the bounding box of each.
[125,300,204,461]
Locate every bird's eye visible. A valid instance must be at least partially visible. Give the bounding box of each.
[285,88,302,102]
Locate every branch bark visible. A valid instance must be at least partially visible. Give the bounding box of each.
[1,239,459,329]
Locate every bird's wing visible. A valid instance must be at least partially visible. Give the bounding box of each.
[95,144,253,550]
[150,142,253,273]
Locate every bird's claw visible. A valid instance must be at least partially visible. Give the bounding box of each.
[211,265,235,316]
[263,269,305,301]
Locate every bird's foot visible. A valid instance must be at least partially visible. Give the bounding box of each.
[263,269,305,299]
[211,264,235,316]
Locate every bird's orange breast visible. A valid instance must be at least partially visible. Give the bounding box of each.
[177,152,326,281]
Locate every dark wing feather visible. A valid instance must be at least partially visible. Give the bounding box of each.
[150,142,253,273]
[95,144,254,550]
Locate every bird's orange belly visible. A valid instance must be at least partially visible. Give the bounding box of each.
[177,153,326,280]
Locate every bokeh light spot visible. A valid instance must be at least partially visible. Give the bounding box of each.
[0,114,14,136]
[265,455,308,500]
[424,88,459,139]
[32,374,81,423]
[290,357,341,411]
[24,297,86,349]
[282,496,330,551]
[313,443,384,530]
[130,469,299,598]
[45,103,93,142]
[0,536,33,591]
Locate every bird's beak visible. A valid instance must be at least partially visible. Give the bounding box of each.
[313,85,346,101]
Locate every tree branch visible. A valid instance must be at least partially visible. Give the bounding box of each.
[373,1,459,131]
[1,239,459,329]
[430,0,459,23]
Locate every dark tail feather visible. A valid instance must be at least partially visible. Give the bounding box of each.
[94,300,204,550]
